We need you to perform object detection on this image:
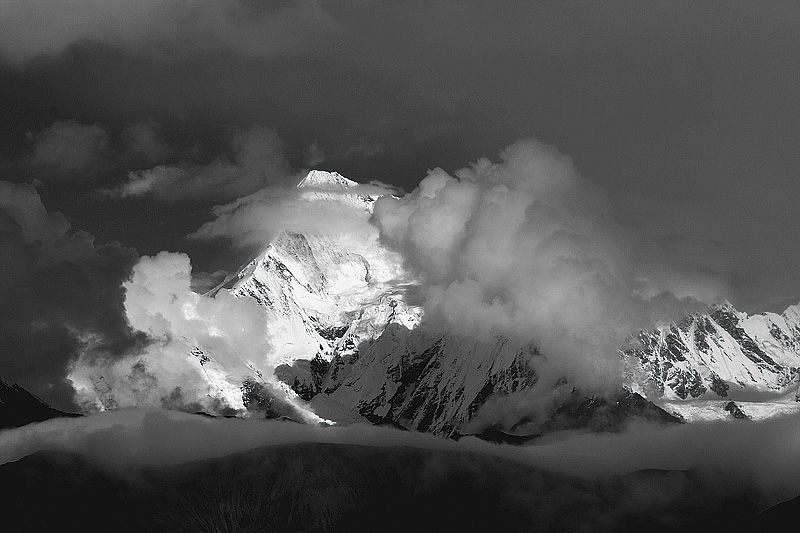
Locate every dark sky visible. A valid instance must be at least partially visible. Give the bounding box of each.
[1,2,798,307]
[1,1,800,406]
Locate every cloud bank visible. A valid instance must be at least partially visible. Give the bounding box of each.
[0,0,339,65]
[25,121,111,181]
[371,139,719,390]
[2,409,800,512]
[69,251,314,418]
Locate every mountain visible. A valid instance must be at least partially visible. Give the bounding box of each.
[623,302,800,421]
[0,378,81,430]
[211,171,546,435]
[69,169,799,435]
[192,170,800,434]
[194,171,679,436]
[225,170,420,369]
[0,443,767,532]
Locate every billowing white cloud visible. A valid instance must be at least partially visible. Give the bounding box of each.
[0,0,339,65]
[371,139,721,390]
[69,251,317,419]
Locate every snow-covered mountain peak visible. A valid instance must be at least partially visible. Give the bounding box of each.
[227,170,421,376]
[297,170,359,190]
[294,169,377,215]
[623,299,800,412]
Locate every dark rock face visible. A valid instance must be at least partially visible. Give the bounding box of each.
[314,330,541,437]
[0,378,81,430]
[275,355,330,401]
[710,306,780,371]
[240,379,300,422]
[538,390,683,434]
[724,401,749,420]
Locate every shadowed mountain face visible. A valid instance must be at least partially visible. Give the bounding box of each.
[0,442,770,533]
[745,493,800,530]
[0,378,81,430]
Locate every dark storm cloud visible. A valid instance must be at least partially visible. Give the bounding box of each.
[0,181,143,411]
[342,139,384,160]
[120,119,172,166]
[0,2,798,314]
[0,0,339,64]
[25,120,111,180]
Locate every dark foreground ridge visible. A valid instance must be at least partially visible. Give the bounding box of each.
[0,442,779,533]
[0,378,81,430]
[454,390,683,444]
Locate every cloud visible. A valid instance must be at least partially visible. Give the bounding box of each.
[68,250,323,421]
[120,119,171,165]
[0,181,142,410]
[99,125,290,202]
[302,141,326,167]
[342,139,384,159]
[189,178,398,251]
[371,139,720,391]
[0,0,340,65]
[2,408,800,514]
[25,120,110,180]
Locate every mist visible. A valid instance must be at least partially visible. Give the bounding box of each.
[2,408,800,514]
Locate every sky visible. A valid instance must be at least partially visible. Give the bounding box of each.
[1,0,800,409]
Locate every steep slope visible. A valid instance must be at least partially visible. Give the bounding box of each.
[222,171,544,435]
[624,302,800,400]
[0,378,81,430]
[315,328,540,435]
[622,301,800,421]
[227,170,420,367]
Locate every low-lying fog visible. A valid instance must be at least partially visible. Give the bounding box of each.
[3,409,800,508]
